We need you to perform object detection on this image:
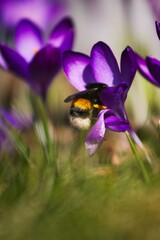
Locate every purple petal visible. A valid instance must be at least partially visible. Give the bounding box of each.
[156,21,160,40]
[85,110,108,156]
[0,0,67,29]
[29,44,61,99]
[104,114,130,132]
[90,41,121,86]
[0,44,29,79]
[49,17,74,53]
[15,18,43,61]
[100,83,128,119]
[120,46,137,88]
[146,56,160,86]
[0,108,31,130]
[136,54,159,86]
[63,51,96,91]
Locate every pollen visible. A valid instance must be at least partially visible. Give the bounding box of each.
[33,48,39,55]
[72,98,92,110]
[93,104,107,110]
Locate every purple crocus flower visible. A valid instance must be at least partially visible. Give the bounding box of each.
[147,0,160,22]
[136,21,160,88]
[0,17,74,100]
[63,41,144,156]
[0,0,69,30]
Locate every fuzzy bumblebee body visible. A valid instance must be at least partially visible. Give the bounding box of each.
[64,83,107,130]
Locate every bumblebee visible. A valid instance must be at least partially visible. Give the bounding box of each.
[64,83,107,130]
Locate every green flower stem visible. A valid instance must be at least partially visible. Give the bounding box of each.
[126,131,151,184]
[128,127,152,165]
[158,120,160,142]
[0,117,30,163]
[30,93,57,174]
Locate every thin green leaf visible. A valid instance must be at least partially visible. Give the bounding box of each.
[0,119,30,163]
[126,131,151,184]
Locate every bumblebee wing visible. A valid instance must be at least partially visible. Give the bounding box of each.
[85,83,107,90]
[64,89,89,102]
[64,85,107,103]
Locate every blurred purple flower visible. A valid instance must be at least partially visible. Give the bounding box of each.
[63,41,141,155]
[0,0,69,30]
[136,21,160,88]
[147,0,160,21]
[0,17,74,100]
[0,108,31,150]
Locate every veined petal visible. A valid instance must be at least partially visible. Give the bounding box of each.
[29,44,61,99]
[15,18,43,62]
[63,51,96,91]
[85,109,108,156]
[136,54,159,86]
[49,17,74,52]
[156,21,160,40]
[104,114,130,132]
[120,46,137,88]
[146,56,160,86]
[0,44,29,79]
[90,41,120,86]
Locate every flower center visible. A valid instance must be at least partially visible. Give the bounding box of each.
[93,104,107,110]
[33,48,39,55]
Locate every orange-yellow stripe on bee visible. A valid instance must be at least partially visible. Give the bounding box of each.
[72,98,91,110]
[93,104,107,110]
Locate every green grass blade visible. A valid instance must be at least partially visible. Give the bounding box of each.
[126,131,151,184]
[0,123,30,163]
